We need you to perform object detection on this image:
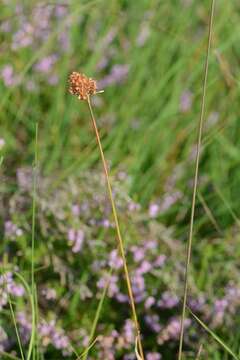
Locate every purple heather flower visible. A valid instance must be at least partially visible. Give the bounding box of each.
[144,240,157,250]
[149,203,159,218]
[97,57,109,71]
[145,296,155,309]
[159,191,182,212]
[101,219,111,228]
[55,5,68,18]
[41,287,57,300]
[137,260,152,275]
[98,64,129,88]
[67,229,84,253]
[97,274,119,297]
[17,312,32,343]
[154,255,166,268]
[8,283,25,297]
[128,201,140,212]
[116,293,128,303]
[12,23,34,50]
[179,90,193,113]
[145,314,161,332]
[214,299,228,313]
[158,291,179,309]
[71,204,80,216]
[4,221,23,239]
[188,296,205,312]
[123,319,135,344]
[108,249,123,269]
[34,55,58,74]
[132,273,145,295]
[158,317,191,344]
[146,352,162,360]
[1,65,19,87]
[131,246,145,262]
[0,20,11,32]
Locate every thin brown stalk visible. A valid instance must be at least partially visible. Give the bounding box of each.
[86,96,144,360]
[196,344,203,359]
[178,1,216,359]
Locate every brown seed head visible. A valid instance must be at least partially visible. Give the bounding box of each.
[68,72,97,100]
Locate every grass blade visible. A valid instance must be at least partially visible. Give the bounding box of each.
[188,307,239,360]
[81,268,113,360]
[178,1,216,358]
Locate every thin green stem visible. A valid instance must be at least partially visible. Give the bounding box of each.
[82,268,113,360]
[31,122,38,360]
[7,293,25,360]
[86,96,144,359]
[178,1,216,359]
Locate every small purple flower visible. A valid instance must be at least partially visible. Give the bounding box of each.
[71,204,80,216]
[179,90,193,113]
[158,317,190,344]
[98,64,129,88]
[34,55,58,74]
[132,273,145,295]
[4,221,23,239]
[108,249,123,269]
[214,299,228,313]
[149,203,159,218]
[8,283,25,297]
[136,260,152,275]
[67,229,84,253]
[154,255,166,268]
[97,274,119,297]
[158,291,179,309]
[1,65,19,87]
[145,296,155,309]
[122,319,135,344]
[188,296,205,312]
[12,23,34,50]
[146,352,162,360]
[145,315,161,332]
[131,246,145,262]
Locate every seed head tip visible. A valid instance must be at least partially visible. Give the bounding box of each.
[68,71,97,100]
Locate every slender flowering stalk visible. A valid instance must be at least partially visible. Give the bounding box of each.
[178,1,216,359]
[68,72,144,359]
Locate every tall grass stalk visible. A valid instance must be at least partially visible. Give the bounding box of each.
[31,122,38,360]
[178,1,216,358]
[188,307,240,360]
[82,267,113,360]
[7,294,25,360]
[86,96,145,359]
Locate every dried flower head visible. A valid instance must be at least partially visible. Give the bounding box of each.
[68,72,97,100]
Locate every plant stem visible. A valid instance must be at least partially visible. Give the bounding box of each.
[31,122,38,359]
[86,96,144,359]
[178,1,216,359]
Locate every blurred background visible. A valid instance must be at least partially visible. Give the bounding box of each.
[0,0,240,359]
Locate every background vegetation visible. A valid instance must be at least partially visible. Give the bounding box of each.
[0,0,240,359]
